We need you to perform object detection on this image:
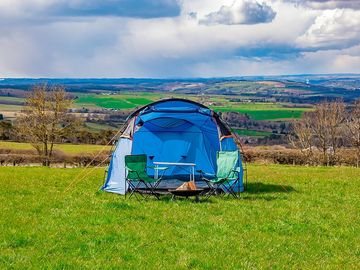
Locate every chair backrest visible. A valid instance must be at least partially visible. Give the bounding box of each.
[216,151,239,179]
[125,154,147,180]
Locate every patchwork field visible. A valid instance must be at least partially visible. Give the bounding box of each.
[0,92,311,121]
[74,93,311,120]
[0,165,359,269]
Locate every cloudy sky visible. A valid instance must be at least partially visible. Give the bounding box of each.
[1,0,360,77]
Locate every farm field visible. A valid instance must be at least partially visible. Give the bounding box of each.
[0,165,359,269]
[0,92,311,121]
[0,141,112,155]
[75,93,311,120]
[232,128,272,137]
[75,92,165,110]
[211,102,309,120]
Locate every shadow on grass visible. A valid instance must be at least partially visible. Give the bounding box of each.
[158,195,215,204]
[245,182,295,194]
[241,195,288,201]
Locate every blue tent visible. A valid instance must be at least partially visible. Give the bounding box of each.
[102,98,244,194]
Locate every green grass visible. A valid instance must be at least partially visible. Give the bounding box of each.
[0,91,311,121]
[211,102,309,120]
[76,93,162,110]
[0,165,359,269]
[0,141,111,155]
[233,129,272,137]
[0,104,23,111]
[0,96,25,102]
[75,92,311,121]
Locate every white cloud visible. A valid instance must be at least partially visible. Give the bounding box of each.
[191,45,360,77]
[199,0,276,25]
[0,0,359,77]
[297,9,360,49]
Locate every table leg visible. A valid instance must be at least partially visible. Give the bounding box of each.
[155,165,158,180]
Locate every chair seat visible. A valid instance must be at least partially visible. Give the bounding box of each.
[128,175,158,184]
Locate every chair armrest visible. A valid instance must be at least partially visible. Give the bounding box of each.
[197,170,215,179]
[125,167,135,172]
[125,167,145,179]
[148,166,168,180]
[148,166,168,170]
[233,167,241,175]
[197,170,213,175]
[233,167,241,173]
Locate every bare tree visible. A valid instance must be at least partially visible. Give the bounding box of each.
[326,101,345,162]
[15,84,75,166]
[290,101,345,166]
[289,112,314,163]
[345,99,360,167]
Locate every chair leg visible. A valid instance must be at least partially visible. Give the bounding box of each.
[152,181,162,199]
[129,181,144,201]
[146,182,160,200]
[205,183,217,200]
[222,181,239,198]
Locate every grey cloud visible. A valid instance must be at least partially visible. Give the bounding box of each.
[296,9,360,50]
[199,0,276,25]
[289,0,360,10]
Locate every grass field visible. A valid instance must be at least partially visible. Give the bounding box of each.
[0,104,23,111]
[1,93,310,121]
[0,96,25,102]
[75,93,310,121]
[76,93,164,110]
[0,141,111,155]
[232,129,272,137]
[0,165,359,269]
[211,102,309,120]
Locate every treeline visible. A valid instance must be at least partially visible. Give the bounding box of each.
[0,148,109,167]
[242,146,359,167]
[0,118,118,144]
[2,146,360,167]
[289,100,360,167]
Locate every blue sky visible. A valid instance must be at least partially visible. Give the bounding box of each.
[0,0,360,77]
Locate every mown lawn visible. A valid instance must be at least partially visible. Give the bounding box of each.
[0,141,111,155]
[0,165,359,269]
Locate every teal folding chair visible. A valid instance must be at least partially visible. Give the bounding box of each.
[198,151,241,199]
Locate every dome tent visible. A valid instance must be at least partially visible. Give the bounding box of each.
[102,98,244,195]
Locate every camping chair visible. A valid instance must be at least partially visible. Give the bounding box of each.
[198,151,241,199]
[125,154,167,199]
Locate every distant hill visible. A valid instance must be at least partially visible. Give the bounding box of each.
[0,74,359,103]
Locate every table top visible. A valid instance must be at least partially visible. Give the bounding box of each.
[153,161,196,166]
